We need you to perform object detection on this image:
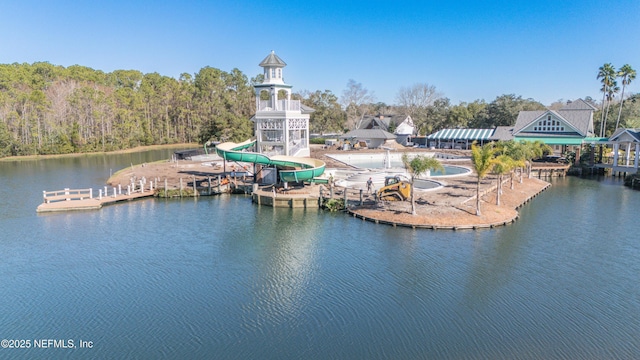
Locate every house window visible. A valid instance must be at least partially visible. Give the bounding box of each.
[271,69,275,78]
[534,127,538,131]
[561,127,565,131]
[277,69,281,78]
[548,115,552,121]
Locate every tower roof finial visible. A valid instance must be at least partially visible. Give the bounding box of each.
[259,51,287,67]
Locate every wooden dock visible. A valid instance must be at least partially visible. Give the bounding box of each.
[531,164,570,178]
[37,187,154,213]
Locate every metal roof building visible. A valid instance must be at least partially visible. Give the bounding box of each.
[426,128,495,149]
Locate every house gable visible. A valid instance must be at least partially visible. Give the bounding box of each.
[358,115,390,130]
[358,114,414,135]
[516,111,583,136]
[513,99,595,138]
[560,98,597,111]
[609,128,640,142]
[394,116,414,135]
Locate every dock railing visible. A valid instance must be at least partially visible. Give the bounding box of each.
[42,180,157,204]
[43,188,93,203]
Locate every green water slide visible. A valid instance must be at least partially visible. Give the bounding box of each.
[215,139,327,183]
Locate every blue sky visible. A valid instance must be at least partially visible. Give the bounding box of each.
[1,0,639,106]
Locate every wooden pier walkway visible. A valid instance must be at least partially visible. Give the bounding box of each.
[37,187,154,213]
[531,164,570,178]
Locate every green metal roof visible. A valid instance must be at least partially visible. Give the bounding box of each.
[514,136,584,145]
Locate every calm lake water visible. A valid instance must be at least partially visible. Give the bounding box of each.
[1,151,639,359]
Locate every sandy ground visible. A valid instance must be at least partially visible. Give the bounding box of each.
[106,144,552,227]
[349,177,549,227]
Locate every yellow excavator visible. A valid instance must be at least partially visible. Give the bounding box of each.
[376,175,411,201]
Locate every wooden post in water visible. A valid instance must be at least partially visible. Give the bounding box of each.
[164,178,168,197]
[330,183,334,198]
[193,175,197,196]
[217,175,221,193]
[179,178,183,197]
[343,188,348,211]
[208,176,212,195]
[319,187,324,207]
[360,189,363,205]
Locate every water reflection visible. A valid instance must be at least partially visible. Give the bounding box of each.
[2,153,640,358]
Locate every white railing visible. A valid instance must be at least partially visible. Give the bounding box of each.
[42,181,155,203]
[42,188,93,203]
[258,100,301,112]
[289,140,307,156]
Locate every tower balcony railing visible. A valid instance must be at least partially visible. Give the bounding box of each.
[258,100,301,112]
[289,139,308,157]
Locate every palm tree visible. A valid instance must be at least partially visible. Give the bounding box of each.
[503,141,527,186]
[471,142,496,216]
[603,81,620,136]
[615,64,637,130]
[492,155,514,206]
[522,140,551,178]
[597,63,617,137]
[402,153,444,215]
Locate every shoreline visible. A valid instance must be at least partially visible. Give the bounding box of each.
[0,143,199,162]
[347,178,551,229]
[103,146,553,230]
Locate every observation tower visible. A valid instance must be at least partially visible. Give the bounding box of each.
[253,51,312,157]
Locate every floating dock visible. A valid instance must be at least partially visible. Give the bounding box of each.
[37,187,154,213]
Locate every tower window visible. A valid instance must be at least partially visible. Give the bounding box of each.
[271,69,275,78]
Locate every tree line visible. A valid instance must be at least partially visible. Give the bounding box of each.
[0,62,255,157]
[1,62,638,158]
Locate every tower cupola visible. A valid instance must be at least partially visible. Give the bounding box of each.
[259,50,286,85]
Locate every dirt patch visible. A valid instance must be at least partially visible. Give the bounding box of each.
[349,177,549,228]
